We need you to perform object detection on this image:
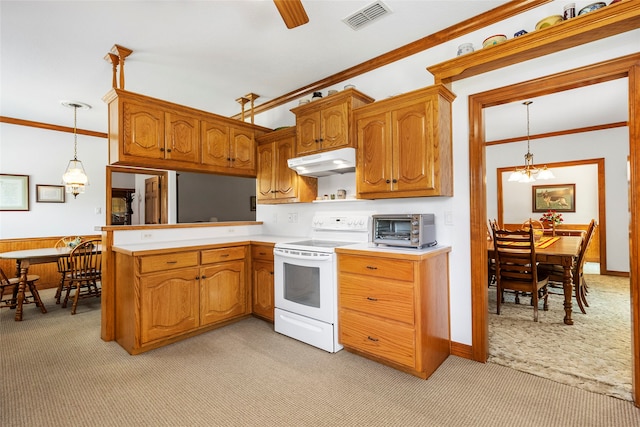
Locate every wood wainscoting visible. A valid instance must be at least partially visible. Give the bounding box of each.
[0,235,100,289]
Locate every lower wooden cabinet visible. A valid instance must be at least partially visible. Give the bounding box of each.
[251,244,274,322]
[114,244,250,354]
[336,247,451,379]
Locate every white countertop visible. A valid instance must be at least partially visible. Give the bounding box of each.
[112,234,305,254]
[336,242,451,255]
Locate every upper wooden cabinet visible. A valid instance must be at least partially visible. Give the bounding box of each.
[201,120,257,175]
[354,85,455,199]
[104,89,270,177]
[290,89,374,156]
[256,127,317,204]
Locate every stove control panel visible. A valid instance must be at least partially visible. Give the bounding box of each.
[311,215,370,232]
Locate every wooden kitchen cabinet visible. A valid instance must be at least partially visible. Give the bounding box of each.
[113,244,250,354]
[140,267,200,344]
[200,246,248,325]
[256,127,317,204]
[104,89,269,176]
[201,119,257,175]
[290,89,374,156]
[354,85,455,199]
[251,244,275,322]
[336,247,451,379]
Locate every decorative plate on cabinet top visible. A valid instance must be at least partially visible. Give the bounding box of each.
[482,34,507,48]
[535,15,564,30]
[578,2,607,15]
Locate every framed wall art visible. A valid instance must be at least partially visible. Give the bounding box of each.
[532,183,576,213]
[0,174,29,211]
[36,184,66,203]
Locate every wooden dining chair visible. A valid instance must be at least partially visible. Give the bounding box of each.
[61,239,102,315]
[542,219,597,314]
[521,218,544,241]
[54,236,84,304]
[0,267,46,312]
[492,227,550,322]
[487,219,498,287]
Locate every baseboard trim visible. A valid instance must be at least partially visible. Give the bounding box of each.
[451,341,474,360]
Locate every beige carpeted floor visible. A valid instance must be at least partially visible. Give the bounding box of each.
[488,273,632,401]
[2,288,639,426]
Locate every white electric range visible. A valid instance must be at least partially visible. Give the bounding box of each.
[273,213,371,352]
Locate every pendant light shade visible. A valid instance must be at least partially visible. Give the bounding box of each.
[61,101,91,198]
[508,101,554,183]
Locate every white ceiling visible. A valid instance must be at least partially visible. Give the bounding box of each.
[1,0,511,133]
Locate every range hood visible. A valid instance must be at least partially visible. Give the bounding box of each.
[287,147,356,177]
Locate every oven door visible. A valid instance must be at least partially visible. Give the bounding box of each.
[274,247,336,324]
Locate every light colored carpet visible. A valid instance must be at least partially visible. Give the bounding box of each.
[2,288,639,426]
[488,273,632,401]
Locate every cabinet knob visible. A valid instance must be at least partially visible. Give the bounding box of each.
[385,179,390,184]
[160,148,165,152]
[392,179,397,183]
[167,148,172,153]
[201,275,206,279]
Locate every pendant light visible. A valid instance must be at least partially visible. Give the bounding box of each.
[508,101,554,183]
[61,101,91,198]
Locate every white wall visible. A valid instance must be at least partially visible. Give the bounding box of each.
[0,124,107,237]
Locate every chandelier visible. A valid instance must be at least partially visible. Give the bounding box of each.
[508,101,554,183]
[61,101,91,198]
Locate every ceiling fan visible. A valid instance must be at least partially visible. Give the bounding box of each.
[273,0,309,29]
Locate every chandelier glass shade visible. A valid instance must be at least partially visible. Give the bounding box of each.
[61,101,91,198]
[508,101,554,183]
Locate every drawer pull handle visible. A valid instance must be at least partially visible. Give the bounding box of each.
[366,266,377,270]
[166,261,178,264]
[220,254,229,258]
[259,252,267,256]
[367,336,379,342]
[367,296,378,301]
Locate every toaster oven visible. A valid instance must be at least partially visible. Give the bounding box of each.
[372,214,437,249]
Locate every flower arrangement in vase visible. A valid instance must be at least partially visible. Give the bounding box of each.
[540,210,563,235]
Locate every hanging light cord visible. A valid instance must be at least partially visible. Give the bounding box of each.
[72,104,79,161]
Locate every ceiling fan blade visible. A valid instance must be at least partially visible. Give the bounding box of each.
[273,0,309,29]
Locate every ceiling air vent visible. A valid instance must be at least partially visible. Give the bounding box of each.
[343,1,392,31]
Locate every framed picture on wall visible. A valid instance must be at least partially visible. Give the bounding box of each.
[36,184,65,203]
[0,174,29,211]
[532,184,576,212]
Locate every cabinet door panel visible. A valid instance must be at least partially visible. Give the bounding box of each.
[275,137,296,198]
[257,144,275,200]
[123,102,164,159]
[296,112,321,155]
[166,112,199,163]
[140,268,200,343]
[252,260,274,321]
[321,103,348,149]
[392,101,433,192]
[200,261,246,325]
[201,120,230,167]
[231,128,256,172]
[357,111,392,194]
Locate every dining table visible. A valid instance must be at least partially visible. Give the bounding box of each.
[0,247,74,321]
[488,235,583,325]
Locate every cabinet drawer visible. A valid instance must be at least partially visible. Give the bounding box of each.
[251,244,274,261]
[339,254,413,281]
[139,251,199,274]
[201,246,246,264]
[339,275,414,325]
[339,309,415,368]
